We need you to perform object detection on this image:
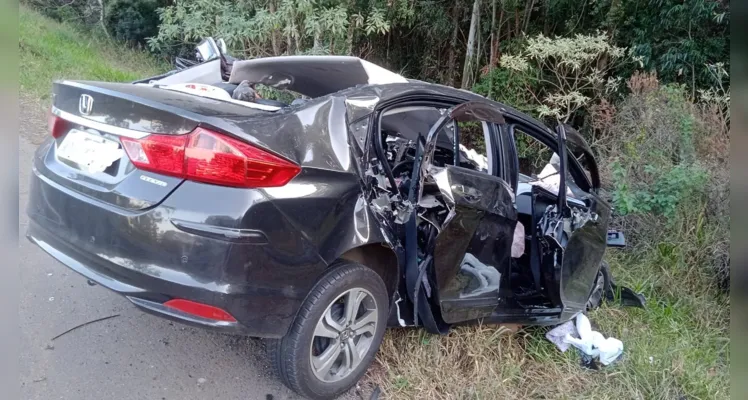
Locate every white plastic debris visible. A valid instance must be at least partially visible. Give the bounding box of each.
[528,155,575,198]
[460,253,501,295]
[393,294,407,327]
[511,221,525,258]
[459,144,489,171]
[564,312,595,354]
[595,335,624,365]
[545,320,576,352]
[546,313,624,366]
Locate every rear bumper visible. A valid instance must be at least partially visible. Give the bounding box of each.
[25,152,330,338]
[27,225,250,332]
[28,220,276,336]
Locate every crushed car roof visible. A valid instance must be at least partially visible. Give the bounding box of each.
[228,56,408,98]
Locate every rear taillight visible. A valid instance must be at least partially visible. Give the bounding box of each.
[48,112,68,139]
[163,299,237,322]
[122,134,186,177]
[121,127,300,188]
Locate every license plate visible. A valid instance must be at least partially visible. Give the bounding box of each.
[57,129,124,174]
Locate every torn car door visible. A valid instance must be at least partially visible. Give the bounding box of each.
[430,166,517,323]
[411,101,518,325]
[535,124,611,320]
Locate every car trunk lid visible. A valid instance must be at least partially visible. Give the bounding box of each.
[40,80,273,212]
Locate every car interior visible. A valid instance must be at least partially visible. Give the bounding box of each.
[375,106,569,311]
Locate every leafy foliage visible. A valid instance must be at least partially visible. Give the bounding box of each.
[472,66,538,115]
[25,0,729,98]
[614,0,730,92]
[611,162,708,217]
[496,32,635,121]
[146,0,406,58]
[105,0,165,45]
[26,0,101,25]
[19,5,165,100]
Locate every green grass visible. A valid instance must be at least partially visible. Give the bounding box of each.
[19,6,167,102]
[371,205,729,399]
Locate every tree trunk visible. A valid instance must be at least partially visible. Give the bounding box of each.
[286,12,295,55]
[595,0,622,84]
[489,0,498,68]
[346,0,356,55]
[269,1,280,55]
[543,0,550,35]
[489,0,502,98]
[476,15,481,68]
[387,31,391,60]
[497,4,504,60]
[447,2,461,87]
[287,30,294,55]
[346,25,355,55]
[97,0,110,39]
[514,4,520,37]
[523,0,535,33]
[505,4,512,44]
[461,0,481,89]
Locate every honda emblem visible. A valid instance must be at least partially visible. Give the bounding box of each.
[79,94,94,116]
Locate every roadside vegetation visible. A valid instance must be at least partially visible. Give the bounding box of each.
[19,6,165,102]
[20,1,729,398]
[370,71,730,399]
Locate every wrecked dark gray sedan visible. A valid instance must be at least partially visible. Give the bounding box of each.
[26,46,640,399]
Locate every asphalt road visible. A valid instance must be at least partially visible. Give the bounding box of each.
[18,100,355,400]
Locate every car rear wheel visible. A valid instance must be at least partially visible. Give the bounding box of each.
[267,261,389,400]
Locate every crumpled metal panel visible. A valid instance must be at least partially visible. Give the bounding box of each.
[209,83,504,173]
[435,165,517,219]
[558,197,612,313]
[345,96,380,123]
[532,185,613,319]
[348,117,371,151]
[428,166,455,207]
[210,96,353,172]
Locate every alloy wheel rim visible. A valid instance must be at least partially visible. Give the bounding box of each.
[310,288,378,383]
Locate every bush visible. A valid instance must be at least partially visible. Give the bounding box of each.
[493,33,636,121]
[595,73,729,290]
[603,83,707,215]
[26,0,166,48]
[26,0,95,25]
[472,66,538,116]
[105,0,165,46]
[611,162,708,217]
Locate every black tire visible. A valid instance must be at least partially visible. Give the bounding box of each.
[267,261,389,400]
[586,261,612,310]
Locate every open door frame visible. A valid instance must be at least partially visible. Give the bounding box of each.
[402,101,518,328]
[532,121,612,319]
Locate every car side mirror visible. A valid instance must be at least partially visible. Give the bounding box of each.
[195,37,220,62]
[216,38,228,55]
